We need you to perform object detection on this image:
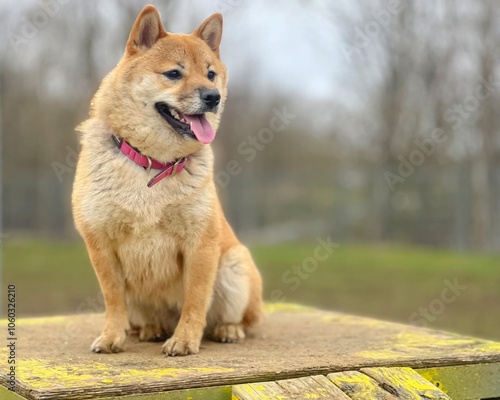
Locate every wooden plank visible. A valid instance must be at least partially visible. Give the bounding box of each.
[361,367,451,399]
[276,375,351,398]
[0,305,499,399]
[274,377,310,396]
[232,381,290,399]
[327,370,398,399]
[100,385,232,399]
[308,375,353,399]
[417,362,500,400]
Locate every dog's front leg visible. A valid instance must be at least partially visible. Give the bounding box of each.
[163,243,219,356]
[84,236,129,353]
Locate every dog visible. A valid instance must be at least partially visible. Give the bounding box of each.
[72,5,263,356]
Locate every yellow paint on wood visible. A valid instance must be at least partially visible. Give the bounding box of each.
[361,367,450,399]
[233,381,289,399]
[2,305,500,398]
[17,358,233,390]
[321,314,389,327]
[295,375,351,399]
[264,303,314,313]
[100,385,233,400]
[235,376,352,400]
[397,331,500,353]
[353,330,500,361]
[327,370,398,399]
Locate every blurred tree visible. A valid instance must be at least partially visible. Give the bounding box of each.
[1,0,498,251]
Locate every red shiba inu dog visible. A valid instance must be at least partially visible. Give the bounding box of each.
[72,5,263,356]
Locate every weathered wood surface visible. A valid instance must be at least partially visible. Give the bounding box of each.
[327,370,398,399]
[1,304,500,399]
[232,381,290,399]
[361,367,450,399]
[233,368,451,399]
[234,374,352,399]
[276,375,351,399]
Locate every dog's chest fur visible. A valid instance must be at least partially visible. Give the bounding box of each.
[73,121,216,303]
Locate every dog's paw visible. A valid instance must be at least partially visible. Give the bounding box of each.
[139,324,168,342]
[162,335,200,356]
[212,323,245,343]
[91,331,126,354]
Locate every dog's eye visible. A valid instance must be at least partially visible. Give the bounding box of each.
[207,71,216,81]
[164,70,182,80]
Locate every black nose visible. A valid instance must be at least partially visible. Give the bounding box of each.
[200,89,221,109]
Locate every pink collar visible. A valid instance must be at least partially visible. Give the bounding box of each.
[112,135,187,187]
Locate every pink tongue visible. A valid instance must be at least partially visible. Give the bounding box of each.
[181,113,216,144]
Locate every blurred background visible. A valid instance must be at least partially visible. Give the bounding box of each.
[1,0,499,340]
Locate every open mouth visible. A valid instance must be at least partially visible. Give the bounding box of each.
[155,102,216,144]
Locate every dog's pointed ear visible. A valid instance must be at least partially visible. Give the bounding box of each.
[126,5,167,56]
[193,13,223,56]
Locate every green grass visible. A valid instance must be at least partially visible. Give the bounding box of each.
[3,239,500,340]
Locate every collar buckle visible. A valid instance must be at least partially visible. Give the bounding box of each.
[112,134,123,148]
[171,158,183,175]
[145,156,153,172]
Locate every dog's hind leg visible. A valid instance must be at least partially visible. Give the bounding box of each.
[207,245,263,343]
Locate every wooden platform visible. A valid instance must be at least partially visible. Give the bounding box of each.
[1,304,499,399]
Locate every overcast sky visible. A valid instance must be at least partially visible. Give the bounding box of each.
[2,0,498,154]
[1,0,349,100]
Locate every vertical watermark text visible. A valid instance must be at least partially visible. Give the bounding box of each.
[6,284,17,392]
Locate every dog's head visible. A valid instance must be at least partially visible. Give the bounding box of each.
[94,5,227,161]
